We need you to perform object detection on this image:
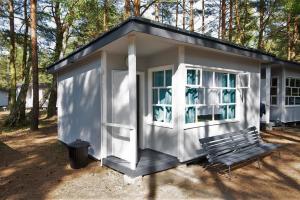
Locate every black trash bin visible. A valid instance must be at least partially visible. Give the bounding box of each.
[68,139,90,169]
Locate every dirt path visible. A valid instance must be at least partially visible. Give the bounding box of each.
[1,111,300,199]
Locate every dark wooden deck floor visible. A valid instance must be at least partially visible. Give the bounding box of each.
[102,149,179,177]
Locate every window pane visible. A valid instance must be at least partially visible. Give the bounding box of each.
[185,107,196,123]
[187,69,196,85]
[271,78,277,87]
[206,89,220,105]
[152,89,158,104]
[153,71,164,87]
[153,106,164,122]
[165,70,172,86]
[271,97,277,105]
[271,88,277,95]
[165,106,172,123]
[292,88,298,96]
[296,79,300,87]
[203,71,213,87]
[286,78,290,87]
[289,97,295,105]
[215,73,228,87]
[286,88,291,96]
[186,88,197,104]
[197,106,213,122]
[215,105,227,120]
[295,97,300,105]
[222,90,235,103]
[228,105,235,119]
[290,79,295,87]
[159,88,172,105]
[229,74,236,88]
[185,88,204,105]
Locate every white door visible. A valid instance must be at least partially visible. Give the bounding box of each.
[111,70,131,162]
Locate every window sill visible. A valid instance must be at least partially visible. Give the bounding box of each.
[184,119,239,129]
[285,105,300,107]
[146,121,174,129]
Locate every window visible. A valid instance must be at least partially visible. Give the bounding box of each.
[151,67,173,124]
[185,68,237,124]
[285,77,300,105]
[271,77,278,105]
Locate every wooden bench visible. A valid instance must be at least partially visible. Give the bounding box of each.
[199,126,282,177]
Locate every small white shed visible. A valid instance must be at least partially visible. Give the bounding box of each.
[47,17,298,177]
[261,61,300,125]
[16,83,49,109]
[0,89,8,108]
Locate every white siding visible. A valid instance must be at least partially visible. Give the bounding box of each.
[57,55,102,159]
[0,90,8,107]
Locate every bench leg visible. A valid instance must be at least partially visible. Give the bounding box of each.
[256,158,261,169]
[228,165,231,179]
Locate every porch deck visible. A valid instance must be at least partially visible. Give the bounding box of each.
[102,149,179,177]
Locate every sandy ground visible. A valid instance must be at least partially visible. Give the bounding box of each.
[0,111,300,200]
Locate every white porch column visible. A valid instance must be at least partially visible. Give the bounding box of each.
[100,51,108,163]
[128,35,137,170]
[265,66,271,128]
[281,67,286,123]
[176,46,186,162]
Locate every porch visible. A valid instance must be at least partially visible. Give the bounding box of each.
[102,149,179,178]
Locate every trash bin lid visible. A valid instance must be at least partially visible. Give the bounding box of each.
[69,139,90,148]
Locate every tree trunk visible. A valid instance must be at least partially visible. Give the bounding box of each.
[229,0,233,41]
[103,0,108,31]
[134,0,140,16]
[30,0,39,130]
[234,0,241,43]
[218,0,221,38]
[221,0,226,39]
[183,0,186,30]
[287,13,291,60]
[202,0,205,33]
[47,1,64,118]
[291,16,299,60]
[155,0,160,22]
[175,0,178,27]
[8,0,16,109]
[5,0,30,127]
[257,0,265,49]
[124,0,130,19]
[189,0,194,32]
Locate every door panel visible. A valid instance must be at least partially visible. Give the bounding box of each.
[112,70,131,161]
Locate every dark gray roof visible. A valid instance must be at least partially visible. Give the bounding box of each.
[47,17,300,73]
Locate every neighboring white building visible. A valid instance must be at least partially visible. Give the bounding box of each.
[16,83,49,109]
[261,62,300,125]
[0,89,8,108]
[46,17,300,177]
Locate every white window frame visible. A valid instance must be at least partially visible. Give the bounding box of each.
[148,65,174,128]
[270,76,279,106]
[184,65,239,128]
[285,77,300,107]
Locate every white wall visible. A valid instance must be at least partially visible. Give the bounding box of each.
[57,53,102,159]
[0,90,8,107]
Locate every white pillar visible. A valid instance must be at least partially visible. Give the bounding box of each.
[281,67,286,123]
[265,66,271,127]
[128,35,137,170]
[100,51,108,163]
[176,46,186,162]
